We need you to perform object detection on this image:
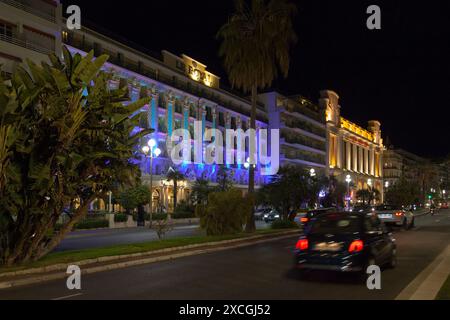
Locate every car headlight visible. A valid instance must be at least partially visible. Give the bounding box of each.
[275,215,280,218]
[263,214,269,218]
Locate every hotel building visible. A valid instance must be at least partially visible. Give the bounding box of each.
[259,92,327,174]
[320,90,385,203]
[0,0,62,76]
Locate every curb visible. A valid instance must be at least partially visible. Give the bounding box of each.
[0,230,299,289]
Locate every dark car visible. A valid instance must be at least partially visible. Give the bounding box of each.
[351,205,375,213]
[296,208,336,227]
[294,211,396,277]
[263,210,281,223]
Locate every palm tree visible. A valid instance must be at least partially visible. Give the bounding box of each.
[217,0,297,232]
[166,167,185,212]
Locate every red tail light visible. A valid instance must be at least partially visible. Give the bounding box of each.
[301,218,309,223]
[395,212,404,217]
[296,239,309,250]
[348,240,364,253]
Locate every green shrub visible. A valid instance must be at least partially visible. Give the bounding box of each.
[271,219,299,230]
[85,212,107,220]
[114,214,128,223]
[196,189,252,236]
[172,212,196,219]
[74,219,109,230]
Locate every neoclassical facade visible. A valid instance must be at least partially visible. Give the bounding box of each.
[320,90,385,204]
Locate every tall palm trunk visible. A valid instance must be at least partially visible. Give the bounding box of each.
[173,179,178,212]
[245,84,257,233]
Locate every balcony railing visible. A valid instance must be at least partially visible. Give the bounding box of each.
[0,0,56,23]
[0,33,53,55]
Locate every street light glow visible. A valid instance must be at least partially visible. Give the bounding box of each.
[345,175,352,183]
[310,168,316,177]
[148,139,157,148]
[154,148,161,157]
[142,146,150,154]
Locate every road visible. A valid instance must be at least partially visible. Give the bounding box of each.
[55,221,270,252]
[1,209,449,300]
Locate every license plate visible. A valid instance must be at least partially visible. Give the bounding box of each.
[314,242,342,252]
[378,214,392,219]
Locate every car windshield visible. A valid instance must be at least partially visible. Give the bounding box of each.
[375,205,402,211]
[309,215,361,235]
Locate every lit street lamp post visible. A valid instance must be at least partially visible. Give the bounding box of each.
[345,175,352,211]
[384,181,390,204]
[142,139,161,228]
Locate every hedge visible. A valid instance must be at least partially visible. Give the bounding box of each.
[271,219,299,230]
[74,219,109,230]
[114,214,128,223]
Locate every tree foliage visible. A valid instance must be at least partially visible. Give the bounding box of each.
[196,189,252,236]
[257,166,327,219]
[118,185,151,213]
[0,47,151,266]
[386,177,421,206]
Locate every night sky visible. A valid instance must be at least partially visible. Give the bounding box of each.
[61,0,450,159]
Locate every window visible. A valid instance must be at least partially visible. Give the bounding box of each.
[0,23,13,38]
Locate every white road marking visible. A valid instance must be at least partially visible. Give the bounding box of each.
[52,293,83,300]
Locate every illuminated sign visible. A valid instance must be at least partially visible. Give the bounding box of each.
[182,54,219,88]
[161,51,220,89]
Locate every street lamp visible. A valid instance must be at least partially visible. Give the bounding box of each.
[310,168,316,177]
[244,157,255,170]
[345,175,352,210]
[367,179,373,188]
[142,139,161,228]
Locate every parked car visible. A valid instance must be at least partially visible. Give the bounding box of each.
[350,205,375,213]
[373,205,415,229]
[440,202,449,210]
[263,210,281,223]
[254,207,272,221]
[295,208,336,227]
[294,211,396,278]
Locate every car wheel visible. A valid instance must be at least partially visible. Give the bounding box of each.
[359,256,376,282]
[387,249,397,269]
[409,217,415,230]
[402,219,408,230]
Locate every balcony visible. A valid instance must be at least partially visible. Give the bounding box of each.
[0,0,56,23]
[0,33,53,55]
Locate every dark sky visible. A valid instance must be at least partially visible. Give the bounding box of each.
[61,0,450,159]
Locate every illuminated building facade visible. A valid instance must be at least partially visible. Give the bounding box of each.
[62,23,271,212]
[320,90,385,204]
[259,92,327,174]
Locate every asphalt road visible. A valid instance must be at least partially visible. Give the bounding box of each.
[1,209,449,300]
[55,221,270,252]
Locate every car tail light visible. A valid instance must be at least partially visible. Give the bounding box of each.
[301,218,309,223]
[395,212,404,217]
[348,240,364,253]
[296,239,309,251]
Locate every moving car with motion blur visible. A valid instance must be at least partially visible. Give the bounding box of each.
[294,211,396,278]
[373,205,415,229]
[295,208,336,227]
[350,205,375,213]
